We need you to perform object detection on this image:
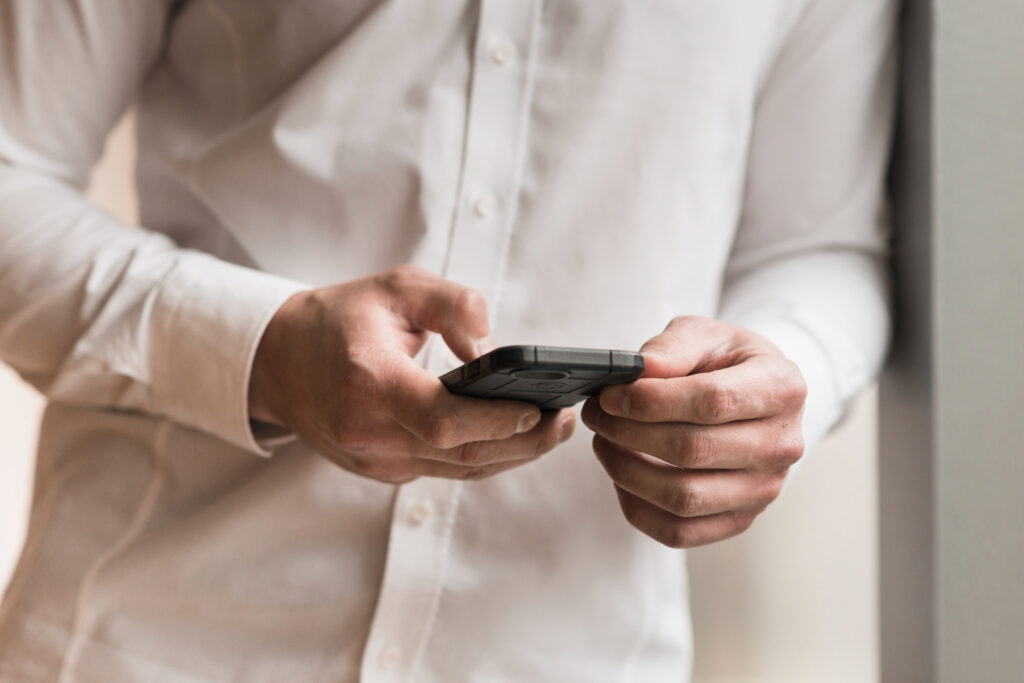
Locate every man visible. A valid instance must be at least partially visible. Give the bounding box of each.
[0,0,896,680]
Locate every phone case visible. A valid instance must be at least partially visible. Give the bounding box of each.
[440,345,645,409]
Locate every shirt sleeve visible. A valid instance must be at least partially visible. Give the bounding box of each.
[0,1,309,455]
[717,0,898,451]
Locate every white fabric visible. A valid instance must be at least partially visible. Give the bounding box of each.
[0,1,897,680]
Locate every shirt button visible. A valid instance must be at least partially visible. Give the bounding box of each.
[406,500,434,527]
[378,644,402,670]
[473,192,497,219]
[489,38,517,66]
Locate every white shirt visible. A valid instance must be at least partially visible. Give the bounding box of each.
[0,1,896,680]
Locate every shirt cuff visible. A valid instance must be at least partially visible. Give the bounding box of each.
[149,253,309,456]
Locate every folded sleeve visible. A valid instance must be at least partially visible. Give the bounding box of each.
[718,0,899,450]
[0,1,308,455]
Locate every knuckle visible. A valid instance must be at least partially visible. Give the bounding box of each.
[460,465,493,481]
[592,437,619,472]
[379,464,419,484]
[334,426,374,456]
[677,427,716,468]
[733,511,757,535]
[454,442,487,466]
[344,453,373,475]
[423,413,460,449]
[626,385,658,419]
[616,489,639,521]
[759,476,785,505]
[380,264,425,291]
[358,460,390,481]
[783,361,808,406]
[453,287,487,317]
[345,348,384,394]
[347,455,400,482]
[696,379,735,422]
[393,263,427,280]
[669,314,700,329]
[666,480,703,517]
[778,431,805,464]
[666,523,697,549]
[378,268,405,292]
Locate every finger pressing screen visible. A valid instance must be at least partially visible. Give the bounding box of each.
[385,266,492,362]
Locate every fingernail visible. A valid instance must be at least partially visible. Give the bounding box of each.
[558,416,575,442]
[601,390,628,416]
[517,411,540,434]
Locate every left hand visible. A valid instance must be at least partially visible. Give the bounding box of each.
[581,316,807,548]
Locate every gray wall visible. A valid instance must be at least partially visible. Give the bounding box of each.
[881,1,1024,681]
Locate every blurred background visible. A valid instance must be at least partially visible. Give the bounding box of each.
[0,114,882,683]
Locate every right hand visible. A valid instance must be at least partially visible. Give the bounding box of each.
[248,265,576,483]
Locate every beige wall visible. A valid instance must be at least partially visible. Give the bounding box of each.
[690,389,878,683]
[0,115,880,682]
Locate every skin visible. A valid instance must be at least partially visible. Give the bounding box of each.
[582,316,807,548]
[249,265,576,484]
[250,268,806,548]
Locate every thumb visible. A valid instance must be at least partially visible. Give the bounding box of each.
[387,267,494,362]
[639,316,737,379]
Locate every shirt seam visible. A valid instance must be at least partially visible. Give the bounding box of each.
[407,481,465,682]
[487,0,544,328]
[437,6,482,283]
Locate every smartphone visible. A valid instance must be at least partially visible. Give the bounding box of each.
[440,345,644,409]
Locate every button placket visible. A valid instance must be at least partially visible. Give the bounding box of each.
[440,0,541,308]
[360,2,543,681]
[359,477,457,682]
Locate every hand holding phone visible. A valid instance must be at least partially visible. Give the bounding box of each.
[249,266,575,484]
[441,345,645,409]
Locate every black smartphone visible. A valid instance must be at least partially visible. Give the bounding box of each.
[440,345,645,409]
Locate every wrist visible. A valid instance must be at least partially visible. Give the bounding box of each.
[248,289,310,427]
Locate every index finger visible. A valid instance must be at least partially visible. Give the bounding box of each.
[598,355,806,424]
[385,355,543,448]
